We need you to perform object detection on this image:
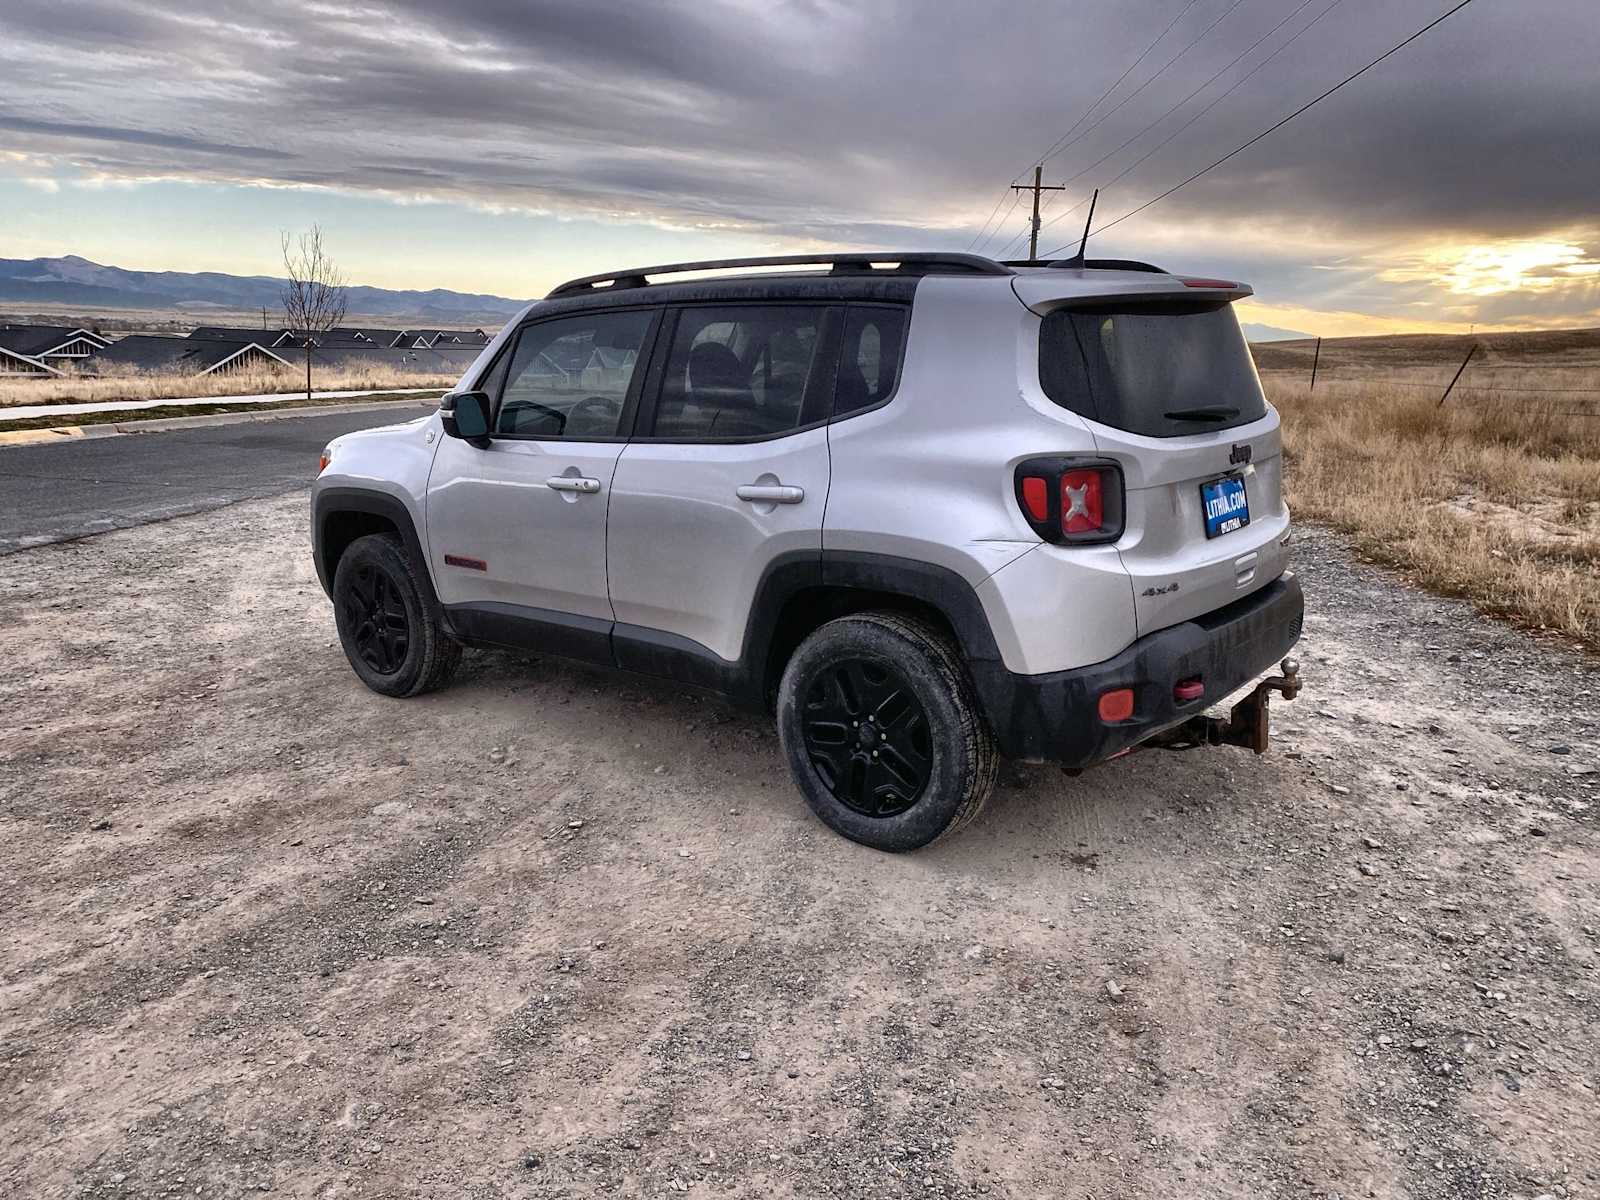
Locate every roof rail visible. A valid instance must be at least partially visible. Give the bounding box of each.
[547,252,1012,298]
[1002,257,1168,274]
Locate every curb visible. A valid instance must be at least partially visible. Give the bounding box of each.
[0,397,441,447]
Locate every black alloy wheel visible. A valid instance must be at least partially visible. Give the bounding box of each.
[801,657,933,817]
[331,532,461,698]
[341,563,411,675]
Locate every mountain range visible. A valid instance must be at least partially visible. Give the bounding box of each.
[1,255,1318,339]
[0,255,530,322]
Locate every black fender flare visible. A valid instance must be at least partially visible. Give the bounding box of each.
[312,487,433,600]
[737,548,1007,713]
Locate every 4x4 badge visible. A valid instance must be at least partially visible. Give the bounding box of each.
[1229,443,1252,466]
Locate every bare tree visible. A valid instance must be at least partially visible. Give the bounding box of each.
[280,225,348,401]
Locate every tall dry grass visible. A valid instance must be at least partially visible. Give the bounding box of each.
[1265,376,1600,647]
[0,363,457,409]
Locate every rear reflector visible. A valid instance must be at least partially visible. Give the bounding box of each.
[1021,476,1049,522]
[1174,678,1205,703]
[1098,688,1135,723]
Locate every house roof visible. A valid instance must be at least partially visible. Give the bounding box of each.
[0,323,111,356]
[0,344,62,374]
[308,345,476,375]
[96,336,290,374]
[187,326,291,342]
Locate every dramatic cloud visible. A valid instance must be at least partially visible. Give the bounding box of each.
[2,0,1597,326]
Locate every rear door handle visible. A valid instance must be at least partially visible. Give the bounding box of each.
[736,484,805,504]
[546,476,601,494]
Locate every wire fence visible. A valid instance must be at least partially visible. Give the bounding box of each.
[1254,337,1600,417]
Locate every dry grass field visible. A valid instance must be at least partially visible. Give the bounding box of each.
[0,363,459,409]
[1257,329,1600,647]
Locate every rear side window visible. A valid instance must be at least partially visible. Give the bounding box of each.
[647,305,828,440]
[1039,301,1266,438]
[834,306,907,417]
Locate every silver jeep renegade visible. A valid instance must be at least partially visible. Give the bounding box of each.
[312,252,1303,852]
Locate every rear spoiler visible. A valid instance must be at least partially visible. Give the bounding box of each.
[1011,271,1252,315]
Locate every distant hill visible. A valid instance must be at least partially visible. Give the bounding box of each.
[0,255,530,323]
[1243,322,1314,343]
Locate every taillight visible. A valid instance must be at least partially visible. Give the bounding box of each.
[1014,458,1124,545]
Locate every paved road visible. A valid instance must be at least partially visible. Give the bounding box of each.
[0,409,417,553]
[1,386,444,423]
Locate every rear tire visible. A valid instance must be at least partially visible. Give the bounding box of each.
[777,612,998,851]
[332,533,461,698]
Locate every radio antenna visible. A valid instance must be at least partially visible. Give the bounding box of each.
[1064,189,1099,267]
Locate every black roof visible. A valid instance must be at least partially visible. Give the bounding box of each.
[0,323,106,355]
[95,336,285,373]
[187,325,290,341]
[309,345,473,374]
[539,252,1172,314]
[546,252,1011,298]
[522,273,924,322]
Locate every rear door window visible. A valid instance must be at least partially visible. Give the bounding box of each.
[644,305,834,440]
[1039,301,1267,437]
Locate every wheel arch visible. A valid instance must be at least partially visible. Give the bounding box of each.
[745,551,1006,712]
[313,486,434,602]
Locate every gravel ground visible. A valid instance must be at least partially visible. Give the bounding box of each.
[1,493,1596,1199]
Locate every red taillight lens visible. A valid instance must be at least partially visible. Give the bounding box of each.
[1021,476,1049,521]
[1059,469,1104,535]
[1013,458,1123,545]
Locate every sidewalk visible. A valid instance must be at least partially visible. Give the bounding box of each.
[0,386,445,424]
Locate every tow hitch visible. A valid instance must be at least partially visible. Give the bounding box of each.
[1148,658,1302,755]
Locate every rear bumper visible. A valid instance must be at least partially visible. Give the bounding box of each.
[971,573,1304,764]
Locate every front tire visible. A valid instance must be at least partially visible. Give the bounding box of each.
[332,532,461,698]
[777,612,998,851]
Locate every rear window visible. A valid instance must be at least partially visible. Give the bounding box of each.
[1038,300,1266,438]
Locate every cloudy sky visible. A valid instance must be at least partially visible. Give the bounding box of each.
[2,0,1597,335]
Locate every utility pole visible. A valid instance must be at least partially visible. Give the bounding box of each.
[1011,165,1068,262]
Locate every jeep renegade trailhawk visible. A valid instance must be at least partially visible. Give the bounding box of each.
[312,252,1303,852]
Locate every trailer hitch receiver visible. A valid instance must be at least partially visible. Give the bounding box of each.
[1149,658,1302,755]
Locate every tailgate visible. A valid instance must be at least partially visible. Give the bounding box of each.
[1015,276,1291,636]
[1100,413,1291,635]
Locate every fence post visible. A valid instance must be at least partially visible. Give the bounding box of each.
[1438,343,1478,407]
[1308,337,1322,391]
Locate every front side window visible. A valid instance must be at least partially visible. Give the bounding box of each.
[493,310,655,439]
[1039,300,1267,438]
[648,305,826,440]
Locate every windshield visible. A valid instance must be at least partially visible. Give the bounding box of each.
[1038,300,1267,438]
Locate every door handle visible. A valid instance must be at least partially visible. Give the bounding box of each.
[736,484,805,505]
[546,476,601,494]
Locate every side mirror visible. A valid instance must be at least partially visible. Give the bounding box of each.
[440,391,492,445]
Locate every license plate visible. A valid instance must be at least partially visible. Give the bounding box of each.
[1200,474,1250,539]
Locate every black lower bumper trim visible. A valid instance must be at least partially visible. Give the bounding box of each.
[973,574,1304,765]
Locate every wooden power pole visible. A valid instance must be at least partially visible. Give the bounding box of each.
[1012,166,1068,262]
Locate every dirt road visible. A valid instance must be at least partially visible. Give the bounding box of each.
[2,494,1596,1199]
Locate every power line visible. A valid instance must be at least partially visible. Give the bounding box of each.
[1032,0,1344,247]
[1028,0,1206,172]
[967,1,1201,249]
[1046,0,1479,253]
[967,187,1022,252]
[1036,0,1252,174]
[1057,0,1325,197]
